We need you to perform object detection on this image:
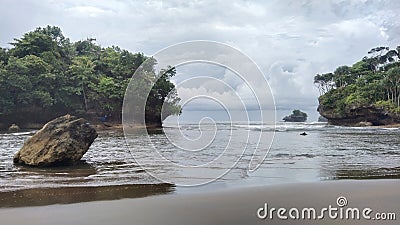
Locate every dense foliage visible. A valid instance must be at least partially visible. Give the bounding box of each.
[0,26,181,126]
[314,45,400,115]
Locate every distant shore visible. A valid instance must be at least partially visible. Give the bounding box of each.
[0,180,398,225]
[374,123,400,128]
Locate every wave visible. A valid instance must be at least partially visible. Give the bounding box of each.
[0,131,36,136]
[164,122,400,132]
[233,122,400,132]
[233,122,330,132]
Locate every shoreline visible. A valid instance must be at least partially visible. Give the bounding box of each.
[0,122,163,133]
[0,180,398,225]
[373,123,400,128]
[3,120,400,132]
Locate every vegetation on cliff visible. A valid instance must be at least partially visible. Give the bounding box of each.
[314,45,400,125]
[0,26,181,127]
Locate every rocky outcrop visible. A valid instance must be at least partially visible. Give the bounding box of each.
[318,116,328,122]
[13,115,98,166]
[283,115,306,122]
[8,124,20,132]
[318,104,400,126]
[282,110,308,122]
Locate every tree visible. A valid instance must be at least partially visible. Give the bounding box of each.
[10,26,72,60]
[386,67,400,107]
[0,26,181,127]
[292,109,307,118]
[315,45,400,118]
[68,56,96,112]
[314,73,334,95]
[145,66,181,125]
[0,47,9,64]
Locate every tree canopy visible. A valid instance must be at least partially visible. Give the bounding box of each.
[315,45,400,116]
[0,26,181,127]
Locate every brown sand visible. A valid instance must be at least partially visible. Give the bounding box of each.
[374,124,400,128]
[0,180,398,225]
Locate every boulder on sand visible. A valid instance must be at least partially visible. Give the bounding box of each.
[13,115,98,166]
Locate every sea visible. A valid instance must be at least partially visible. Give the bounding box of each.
[1,120,400,194]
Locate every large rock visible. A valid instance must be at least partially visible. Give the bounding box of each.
[8,123,20,132]
[13,115,98,166]
[318,103,400,126]
[318,116,328,122]
[282,110,308,122]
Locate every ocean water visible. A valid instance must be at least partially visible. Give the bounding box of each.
[0,122,400,192]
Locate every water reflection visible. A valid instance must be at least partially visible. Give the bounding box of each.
[324,167,400,180]
[1,123,400,195]
[15,160,97,177]
[318,128,400,180]
[0,183,175,208]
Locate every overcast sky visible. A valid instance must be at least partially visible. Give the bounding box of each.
[1,0,400,121]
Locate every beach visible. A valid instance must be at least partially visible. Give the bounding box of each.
[0,179,398,225]
[1,1,400,224]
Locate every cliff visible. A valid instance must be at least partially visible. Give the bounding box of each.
[313,45,400,126]
[317,102,400,126]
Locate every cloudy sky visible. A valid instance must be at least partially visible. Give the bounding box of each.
[1,0,400,121]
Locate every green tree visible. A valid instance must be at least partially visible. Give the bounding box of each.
[0,47,9,64]
[314,73,334,95]
[145,66,181,125]
[386,67,400,107]
[333,65,353,88]
[0,25,181,127]
[68,56,96,112]
[316,45,400,118]
[10,26,72,60]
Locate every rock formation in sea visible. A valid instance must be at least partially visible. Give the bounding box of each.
[317,116,328,122]
[282,110,308,122]
[13,114,98,166]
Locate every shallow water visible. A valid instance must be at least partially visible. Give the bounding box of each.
[0,122,399,193]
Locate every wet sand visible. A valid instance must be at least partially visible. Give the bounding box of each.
[0,180,398,225]
[0,184,174,208]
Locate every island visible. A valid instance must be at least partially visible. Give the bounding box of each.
[315,45,400,126]
[0,26,181,130]
[282,109,308,122]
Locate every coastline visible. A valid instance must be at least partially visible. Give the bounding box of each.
[0,122,163,132]
[0,180,398,225]
[93,123,163,131]
[373,123,400,128]
[3,119,400,132]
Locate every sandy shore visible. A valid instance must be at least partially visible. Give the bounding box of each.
[0,180,398,225]
[374,124,400,128]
